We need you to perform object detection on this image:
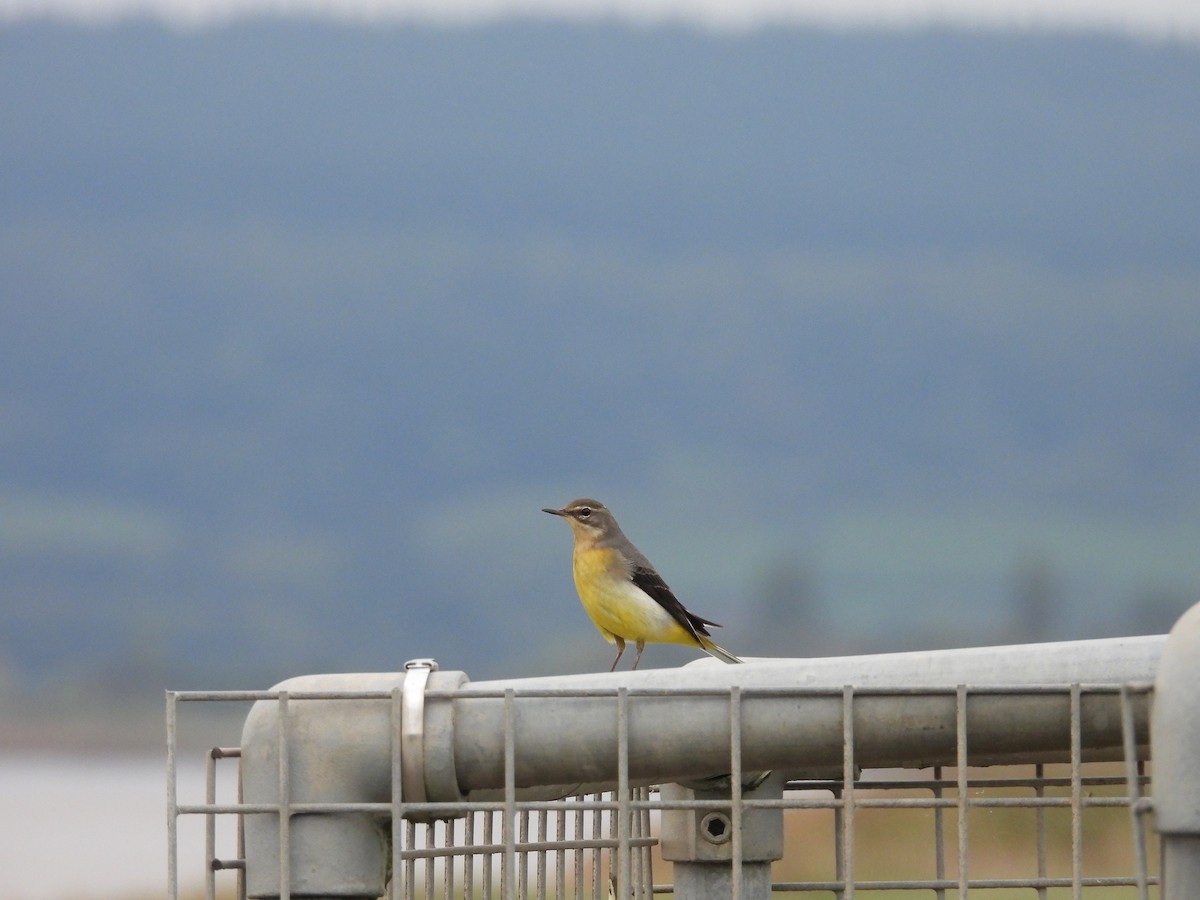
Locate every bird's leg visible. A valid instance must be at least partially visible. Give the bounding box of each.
[631,640,645,670]
[610,637,626,672]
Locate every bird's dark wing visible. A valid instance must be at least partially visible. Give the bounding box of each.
[629,563,718,640]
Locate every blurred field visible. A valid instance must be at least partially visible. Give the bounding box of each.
[765,764,1157,896]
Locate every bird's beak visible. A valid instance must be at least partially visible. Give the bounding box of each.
[542,507,567,516]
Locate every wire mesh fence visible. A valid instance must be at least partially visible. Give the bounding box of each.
[167,678,1159,900]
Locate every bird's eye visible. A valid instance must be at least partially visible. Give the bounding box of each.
[578,507,592,518]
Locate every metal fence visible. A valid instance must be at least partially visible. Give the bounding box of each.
[167,602,1200,900]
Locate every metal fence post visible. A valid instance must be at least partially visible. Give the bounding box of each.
[1153,600,1200,899]
[659,773,784,900]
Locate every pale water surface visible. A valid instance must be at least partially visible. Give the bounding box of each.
[1,754,215,900]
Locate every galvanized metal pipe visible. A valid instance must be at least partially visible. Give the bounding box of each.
[1152,602,1200,900]
[239,633,1165,899]
[450,635,1162,790]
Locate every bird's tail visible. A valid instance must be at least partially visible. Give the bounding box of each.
[700,638,743,664]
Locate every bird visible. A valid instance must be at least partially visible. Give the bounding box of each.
[542,498,743,671]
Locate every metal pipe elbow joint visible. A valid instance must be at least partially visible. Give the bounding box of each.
[240,663,467,900]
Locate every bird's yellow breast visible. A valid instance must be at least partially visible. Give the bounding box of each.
[571,546,696,646]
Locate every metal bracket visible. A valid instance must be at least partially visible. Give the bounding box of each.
[401,659,439,805]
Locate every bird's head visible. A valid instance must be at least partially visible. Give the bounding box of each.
[542,498,618,540]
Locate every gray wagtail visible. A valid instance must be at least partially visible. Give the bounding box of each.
[543,498,743,670]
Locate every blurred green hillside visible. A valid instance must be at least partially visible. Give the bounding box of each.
[1,21,1198,724]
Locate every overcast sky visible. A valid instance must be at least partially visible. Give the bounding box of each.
[2,0,1199,38]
